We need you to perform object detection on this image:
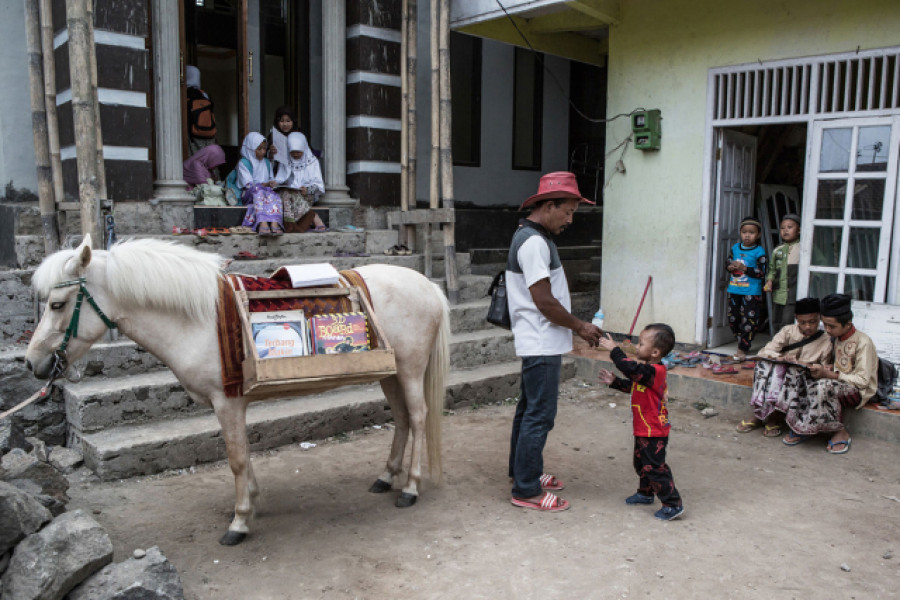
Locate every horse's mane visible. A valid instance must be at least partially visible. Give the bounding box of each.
[33,238,224,322]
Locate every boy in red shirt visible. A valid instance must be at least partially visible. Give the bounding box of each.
[598,323,685,520]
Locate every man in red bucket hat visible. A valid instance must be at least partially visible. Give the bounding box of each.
[507,171,602,512]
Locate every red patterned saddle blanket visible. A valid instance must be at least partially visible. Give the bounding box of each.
[216,269,375,397]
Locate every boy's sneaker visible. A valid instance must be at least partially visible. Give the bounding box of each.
[625,492,654,505]
[654,505,685,521]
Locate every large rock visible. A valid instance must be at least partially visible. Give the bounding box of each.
[67,546,184,600]
[0,420,31,455]
[0,481,52,555]
[0,510,113,600]
[1,448,69,508]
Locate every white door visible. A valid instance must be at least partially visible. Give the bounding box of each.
[708,129,758,347]
[798,117,900,302]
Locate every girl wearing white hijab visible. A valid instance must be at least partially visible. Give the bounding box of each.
[274,132,326,232]
[238,132,284,236]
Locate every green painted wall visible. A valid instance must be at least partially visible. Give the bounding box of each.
[602,0,900,343]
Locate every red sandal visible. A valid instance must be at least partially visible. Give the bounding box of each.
[511,492,570,512]
[539,473,565,491]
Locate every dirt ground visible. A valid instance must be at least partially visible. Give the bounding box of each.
[68,380,900,600]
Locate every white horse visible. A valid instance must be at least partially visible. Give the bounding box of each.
[24,235,449,545]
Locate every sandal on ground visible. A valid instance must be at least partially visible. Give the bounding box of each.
[398,244,412,255]
[712,364,738,375]
[539,473,564,491]
[384,245,402,256]
[313,225,329,232]
[257,223,274,237]
[192,228,209,237]
[735,419,762,433]
[234,250,259,260]
[510,492,569,512]
[271,224,284,236]
[782,431,810,446]
[209,227,231,235]
[762,424,783,437]
[741,361,757,369]
[826,438,851,454]
[229,226,254,234]
[172,226,191,235]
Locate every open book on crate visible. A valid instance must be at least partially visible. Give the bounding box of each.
[311,312,370,355]
[250,310,312,359]
[270,263,340,288]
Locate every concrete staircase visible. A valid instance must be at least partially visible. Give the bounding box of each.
[3,229,596,480]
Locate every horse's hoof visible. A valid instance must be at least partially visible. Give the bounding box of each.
[219,531,247,546]
[395,492,417,508]
[369,479,392,494]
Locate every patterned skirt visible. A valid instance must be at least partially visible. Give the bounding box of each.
[783,370,861,435]
[279,189,314,224]
[750,361,797,420]
[241,184,284,230]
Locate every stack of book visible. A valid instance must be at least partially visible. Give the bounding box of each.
[250,310,370,359]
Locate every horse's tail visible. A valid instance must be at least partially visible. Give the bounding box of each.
[425,282,450,482]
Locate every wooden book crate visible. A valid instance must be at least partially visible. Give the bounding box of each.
[235,286,397,399]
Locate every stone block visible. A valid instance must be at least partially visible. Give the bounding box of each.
[1,448,69,509]
[1,509,113,600]
[48,446,83,473]
[67,546,184,600]
[0,421,31,456]
[0,481,52,556]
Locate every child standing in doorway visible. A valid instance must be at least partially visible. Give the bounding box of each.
[764,214,801,331]
[598,324,685,521]
[726,216,767,360]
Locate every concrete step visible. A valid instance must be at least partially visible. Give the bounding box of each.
[79,359,576,480]
[63,328,517,433]
[432,274,493,303]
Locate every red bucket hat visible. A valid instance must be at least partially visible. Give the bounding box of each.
[519,171,595,211]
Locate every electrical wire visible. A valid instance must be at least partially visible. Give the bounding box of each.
[493,0,643,124]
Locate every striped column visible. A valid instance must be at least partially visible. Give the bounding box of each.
[52,0,153,204]
[346,0,402,207]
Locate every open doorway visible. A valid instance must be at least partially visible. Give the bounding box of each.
[182,0,310,171]
[706,122,808,353]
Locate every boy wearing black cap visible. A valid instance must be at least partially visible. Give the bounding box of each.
[736,297,832,437]
[764,214,802,331]
[782,293,878,454]
[726,217,768,360]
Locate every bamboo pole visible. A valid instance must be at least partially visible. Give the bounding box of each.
[85,0,107,202]
[24,0,59,254]
[39,0,64,214]
[66,0,102,246]
[438,0,459,303]
[399,0,409,248]
[427,0,439,278]
[407,0,419,259]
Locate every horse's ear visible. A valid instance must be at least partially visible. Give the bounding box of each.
[64,236,93,276]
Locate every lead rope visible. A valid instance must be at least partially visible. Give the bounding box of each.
[2,279,118,421]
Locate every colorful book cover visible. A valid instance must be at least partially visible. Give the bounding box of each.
[311,312,370,355]
[250,310,311,359]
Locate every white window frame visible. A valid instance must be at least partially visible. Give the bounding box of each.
[798,117,900,303]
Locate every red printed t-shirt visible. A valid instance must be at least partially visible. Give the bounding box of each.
[607,347,671,438]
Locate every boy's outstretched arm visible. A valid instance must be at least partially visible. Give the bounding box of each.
[598,368,632,393]
[609,347,657,387]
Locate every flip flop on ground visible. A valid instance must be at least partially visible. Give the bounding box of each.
[735,419,762,433]
[782,430,810,446]
[826,438,852,454]
[762,424,783,437]
[510,492,569,512]
[539,473,564,491]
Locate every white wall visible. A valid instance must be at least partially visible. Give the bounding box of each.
[0,1,37,194]
[415,3,570,207]
[602,0,900,343]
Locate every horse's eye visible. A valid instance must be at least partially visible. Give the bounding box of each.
[50,302,65,310]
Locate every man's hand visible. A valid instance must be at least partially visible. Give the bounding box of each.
[268,145,277,159]
[576,321,603,347]
[598,333,618,352]
[809,364,835,379]
[598,368,616,385]
[763,280,773,292]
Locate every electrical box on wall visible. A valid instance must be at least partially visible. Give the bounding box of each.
[632,109,661,151]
